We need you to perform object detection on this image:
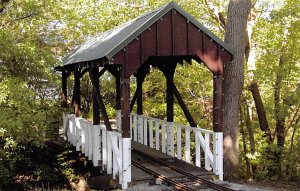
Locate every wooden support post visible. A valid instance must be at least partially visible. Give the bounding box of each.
[115,74,121,110]
[61,71,69,108]
[213,74,223,132]
[107,66,121,110]
[89,69,112,131]
[162,63,176,122]
[166,76,174,122]
[91,68,100,125]
[136,75,143,115]
[171,82,197,127]
[130,65,149,112]
[73,70,81,117]
[130,90,138,112]
[121,77,130,138]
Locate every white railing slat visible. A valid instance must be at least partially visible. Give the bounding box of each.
[176,125,182,160]
[155,120,160,150]
[195,130,201,167]
[143,117,148,146]
[149,119,154,148]
[133,115,137,142]
[102,129,107,171]
[138,115,143,144]
[161,122,166,153]
[185,127,190,163]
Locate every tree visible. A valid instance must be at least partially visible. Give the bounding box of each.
[223,0,251,180]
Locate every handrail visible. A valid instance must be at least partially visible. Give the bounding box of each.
[63,114,131,189]
[129,113,223,181]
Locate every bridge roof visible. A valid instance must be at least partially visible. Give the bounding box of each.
[62,1,234,69]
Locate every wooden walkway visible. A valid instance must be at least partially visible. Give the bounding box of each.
[131,142,214,184]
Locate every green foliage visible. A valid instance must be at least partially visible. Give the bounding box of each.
[0,0,299,187]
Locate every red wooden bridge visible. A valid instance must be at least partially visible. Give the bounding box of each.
[56,2,234,189]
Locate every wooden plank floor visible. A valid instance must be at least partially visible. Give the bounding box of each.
[131,142,214,183]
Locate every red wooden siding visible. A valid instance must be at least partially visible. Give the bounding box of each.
[142,23,157,59]
[173,10,188,55]
[112,9,231,77]
[157,11,172,56]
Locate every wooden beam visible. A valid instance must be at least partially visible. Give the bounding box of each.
[73,70,81,117]
[171,81,197,127]
[115,74,121,110]
[107,66,121,110]
[130,89,138,112]
[121,77,130,138]
[136,74,143,115]
[130,65,150,113]
[91,68,100,125]
[213,74,223,132]
[61,71,70,108]
[159,63,177,122]
[89,69,112,131]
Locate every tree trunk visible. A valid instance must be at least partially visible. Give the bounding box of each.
[274,54,286,176]
[245,105,257,175]
[223,0,251,180]
[249,80,272,143]
[240,106,252,179]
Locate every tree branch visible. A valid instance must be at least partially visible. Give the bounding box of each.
[203,0,225,31]
[1,12,37,28]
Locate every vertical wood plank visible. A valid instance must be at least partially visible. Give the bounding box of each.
[107,134,113,174]
[112,134,118,179]
[185,127,190,163]
[143,117,148,146]
[133,115,137,141]
[149,119,153,148]
[162,122,166,153]
[138,115,143,143]
[102,130,107,171]
[205,132,211,170]
[177,125,182,160]
[195,131,201,167]
[155,121,160,150]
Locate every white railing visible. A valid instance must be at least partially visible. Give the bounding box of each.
[63,114,131,189]
[129,114,223,180]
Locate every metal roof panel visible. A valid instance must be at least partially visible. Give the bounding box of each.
[62,2,234,66]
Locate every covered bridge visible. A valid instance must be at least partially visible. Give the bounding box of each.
[56,2,234,189]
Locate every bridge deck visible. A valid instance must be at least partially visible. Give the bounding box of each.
[131,142,214,183]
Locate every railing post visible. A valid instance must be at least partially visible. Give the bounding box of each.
[205,132,212,171]
[88,123,93,160]
[93,125,101,167]
[155,121,160,150]
[143,117,148,146]
[121,138,131,189]
[161,122,166,153]
[213,132,223,180]
[102,129,107,171]
[107,133,113,174]
[149,119,154,148]
[79,119,86,154]
[185,127,190,163]
[138,115,143,144]
[83,121,89,157]
[195,131,201,167]
[112,134,118,179]
[133,115,137,142]
[167,122,174,156]
[75,118,82,151]
[176,125,182,160]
